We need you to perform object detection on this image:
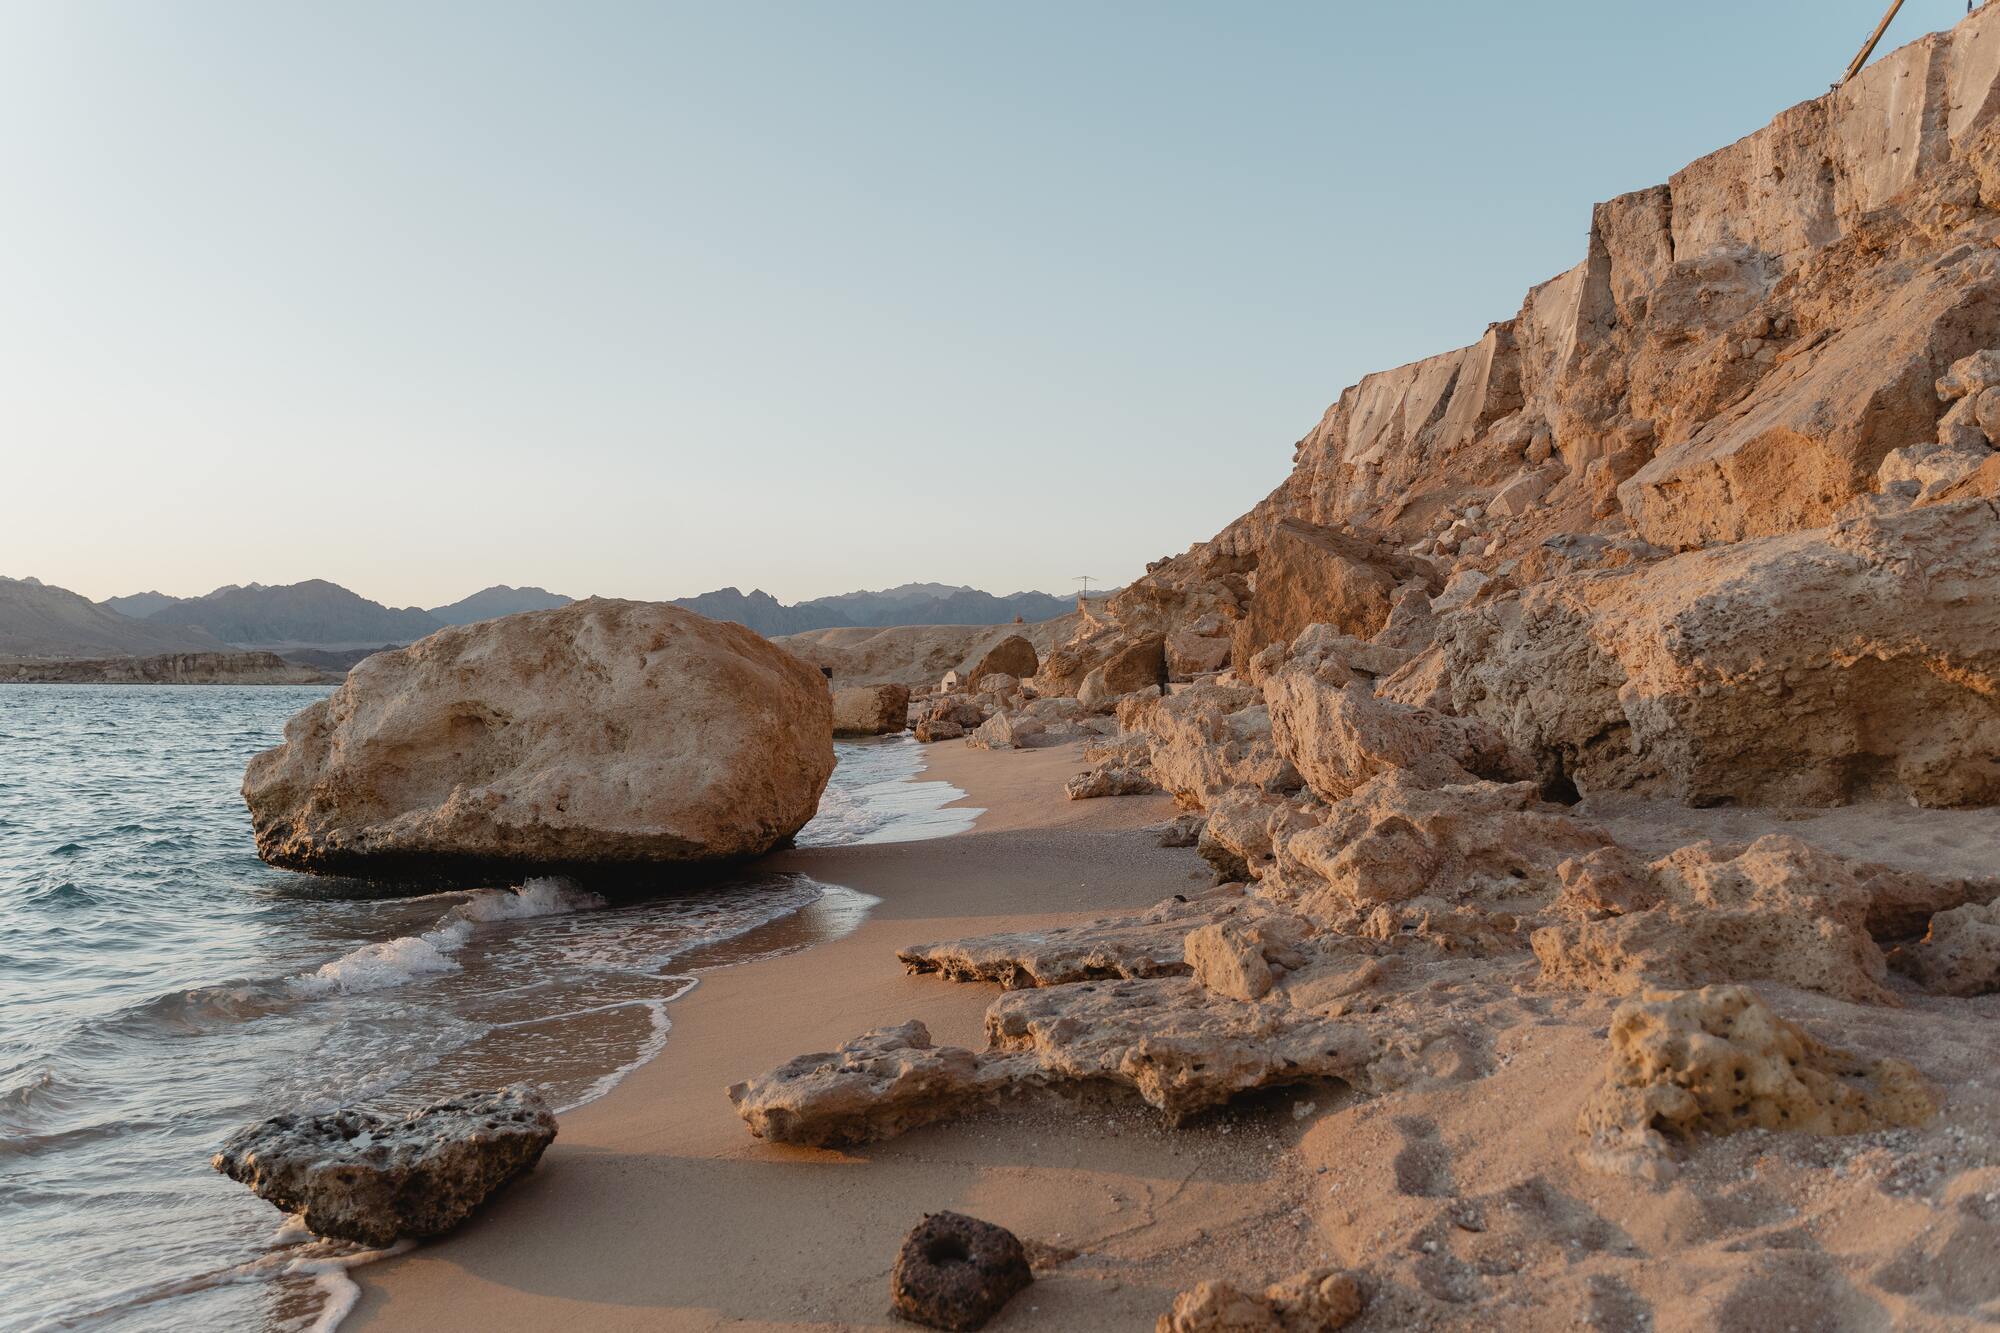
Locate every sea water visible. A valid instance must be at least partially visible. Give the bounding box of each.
[0,686,970,1332]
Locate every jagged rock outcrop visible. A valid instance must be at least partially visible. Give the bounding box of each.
[1279,773,1610,915]
[212,1087,557,1246]
[1442,498,2000,807]
[1138,685,1299,808]
[241,600,835,882]
[1578,986,1937,1181]
[831,683,911,736]
[898,890,1232,988]
[1228,519,1438,673]
[1533,835,1896,1005]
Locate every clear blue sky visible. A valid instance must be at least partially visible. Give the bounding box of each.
[0,0,1955,607]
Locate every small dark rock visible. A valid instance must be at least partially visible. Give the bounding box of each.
[890,1210,1033,1330]
[212,1085,556,1247]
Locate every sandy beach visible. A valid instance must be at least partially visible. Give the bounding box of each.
[348,741,1280,1331]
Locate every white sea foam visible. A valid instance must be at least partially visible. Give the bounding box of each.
[290,877,607,997]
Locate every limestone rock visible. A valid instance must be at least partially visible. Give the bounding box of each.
[966,711,1046,751]
[1158,1268,1365,1333]
[1144,687,1300,809]
[831,683,911,736]
[1578,986,1937,1179]
[1877,438,1993,499]
[1229,519,1439,674]
[211,1086,557,1247]
[1442,499,2000,807]
[1198,791,1316,883]
[898,890,1236,988]
[1280,772,1609,915]
[1166,630,1234,678]
[1890,899,2000,995]
[915,718,966,743]
[240,600,835,882]
[1265,668,1525,805]
[1064,764,1159,800]
[1183,919,1306,1002]
[890,1211,1033,1332]
[1533,835,1896,1005]
[727,1020,1029,1147]
[966,634,1040,686]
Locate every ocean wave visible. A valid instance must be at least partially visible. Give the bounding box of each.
[289,877,608,998]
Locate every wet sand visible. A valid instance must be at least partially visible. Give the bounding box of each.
[347,741,1283,1332]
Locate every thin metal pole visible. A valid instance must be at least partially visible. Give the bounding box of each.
[1844,0,1909,83]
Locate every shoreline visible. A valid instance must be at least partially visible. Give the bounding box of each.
[346,740,1236,1331]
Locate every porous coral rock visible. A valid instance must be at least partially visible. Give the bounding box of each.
[1532,834,1897,1005]
[1890,899,2000,995]
[1142,686,1300,808]
[1578,985,1938,1180]
[1064,765,1159,800]
[212,1086,557,1246]
[1157,1268,1365,1333]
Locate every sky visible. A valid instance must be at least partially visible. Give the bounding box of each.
[0,0,1957,608]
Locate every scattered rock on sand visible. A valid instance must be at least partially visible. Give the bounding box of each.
[212,1086,557,1246]
[1890,898,2000,995]
[1158,1267,1365,1333]
[241,599,835,882]
[1578,985,1937,1182]
[890,1211,1033,1332]
[831,682,911,736]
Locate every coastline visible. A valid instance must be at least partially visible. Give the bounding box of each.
[345,740,1252,1331]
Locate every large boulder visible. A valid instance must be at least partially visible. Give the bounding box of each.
[212,1086,557,1246]
[1229,520,1438,674]
[1442,499,2000,806]
[965,634,1040,686]
[242,599,835,882]
[1264,667,1524,805]
[832,683,911,736]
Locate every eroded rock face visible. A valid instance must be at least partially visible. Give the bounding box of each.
[1142,686,1300,808]
[1229,519,1438,673]
[890,1212,1033,1332]
[1578,986,1937,1181]
[1891,899,2000,995]
[831,683,911,736]
[1443,499,2000,808]
[212,1086,557,1246]
[1158,1268,1366,1333]
[1533,835,1896,1005]
[1266,668,1524,805]
[241,600,835,882]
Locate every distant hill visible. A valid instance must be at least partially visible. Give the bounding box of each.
[0,577,228,659]
[427,585,574,626]
[99,589,183,619]
[668,583,1074,636]
[142,580,444,649]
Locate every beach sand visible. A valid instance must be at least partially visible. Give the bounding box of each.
[347,741,1294,1331]
[347,740,2000,1332]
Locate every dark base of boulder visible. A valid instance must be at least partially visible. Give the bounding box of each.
[247,837,789,890]
[890,1211,1033,1331]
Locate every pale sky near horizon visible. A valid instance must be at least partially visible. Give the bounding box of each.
[0,0,1951,607]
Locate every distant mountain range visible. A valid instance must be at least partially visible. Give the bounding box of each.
[0,577,226,659]
[669,585,1074,636]
[3,575,1077,661]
